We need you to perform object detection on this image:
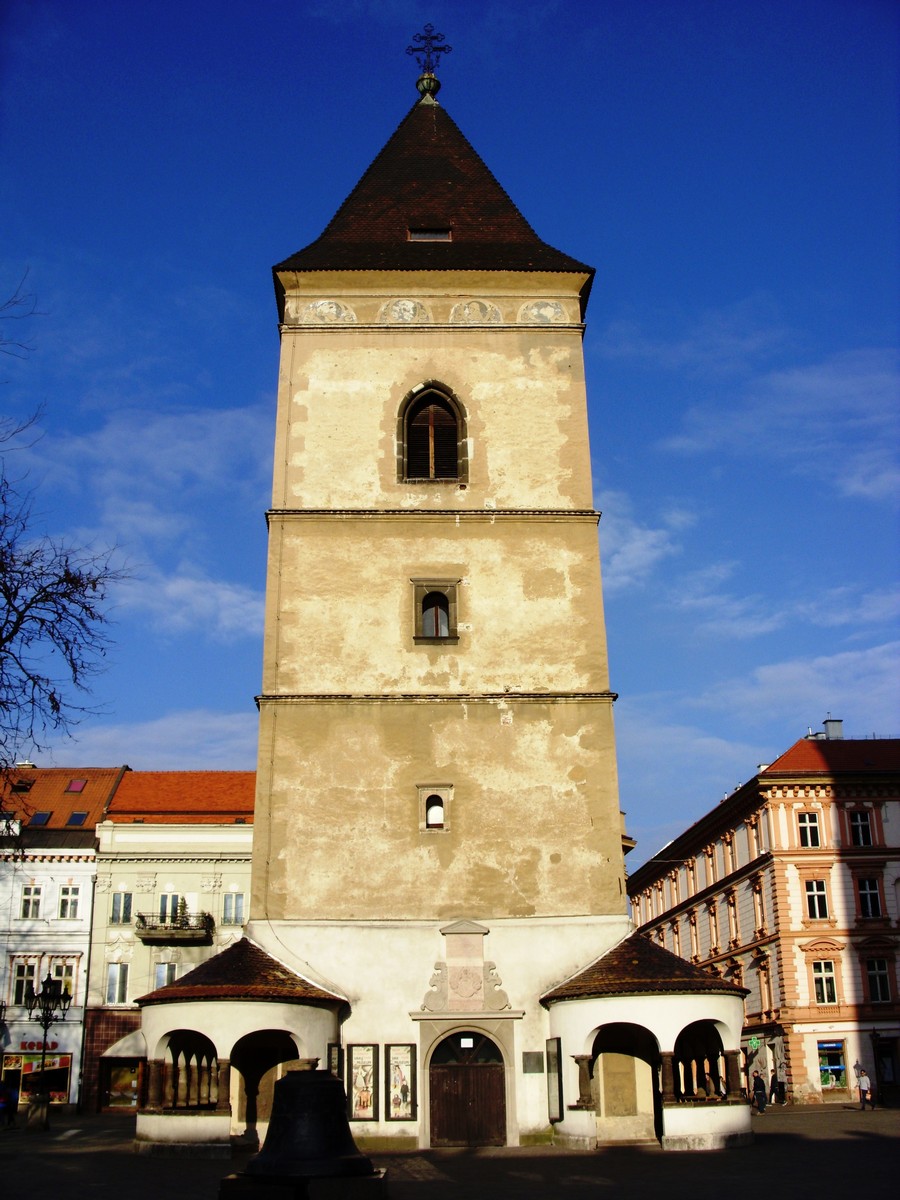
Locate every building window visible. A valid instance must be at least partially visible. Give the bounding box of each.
[408,227,452,241]
[27,811,50,826]
[798,811,820,847]
[159,894,180,923]
[812,960,837,1005]
[111,892,133,924]
[66,778,87,793]
[21,885,41,919]
[52,961,75,1002]
[865,958,891,1003]
[805,879,829,919]
[106,963,129,1004]
[413,580,459,642]
[223,893,245,925]
[849,810,872,846]
[58,886,80,919]
[402,387,462,480]
[66,811,88,826]
[418,784,452,832]
[13,962,37,1005]
[154,963,177,989]
[857,878,882,919]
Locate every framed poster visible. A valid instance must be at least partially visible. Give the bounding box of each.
[347,1044,378,1120]
[386,1044,416,1120]
[327,1043,344,1080]
[546,1037,563,1123]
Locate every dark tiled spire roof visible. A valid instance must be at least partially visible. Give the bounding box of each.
[542,933,747,1004]
[136,939,344,1007]
[275,96,593,282]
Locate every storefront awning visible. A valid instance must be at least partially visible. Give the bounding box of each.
[101,1030,147,1058]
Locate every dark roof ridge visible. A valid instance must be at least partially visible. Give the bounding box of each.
[542,931,747,1004]
[273,95,593,304]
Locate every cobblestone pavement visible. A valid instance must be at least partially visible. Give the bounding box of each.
[0,1105,897,1200]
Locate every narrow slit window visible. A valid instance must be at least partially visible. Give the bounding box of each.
[408,228,451,241]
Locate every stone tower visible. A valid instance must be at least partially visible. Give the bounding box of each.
[246,69,633,1145]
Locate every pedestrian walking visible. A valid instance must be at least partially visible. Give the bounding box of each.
[768,1069,780,1105]
[858,1070,875,1110]
[751,1069,767,1114]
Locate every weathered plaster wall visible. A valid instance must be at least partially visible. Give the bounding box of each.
[261,515,609,694]
[252,697,624,921]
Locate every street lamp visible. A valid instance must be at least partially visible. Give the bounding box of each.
[24,973,72,1128]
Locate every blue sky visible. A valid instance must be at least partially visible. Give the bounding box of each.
[2,0,898,868]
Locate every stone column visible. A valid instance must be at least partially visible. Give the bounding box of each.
[572,1055,594,1108]
[216,1059,231,1113]
[146,1058,165,1109]
[725,1050,743,1100]
[660,1052,677,1104]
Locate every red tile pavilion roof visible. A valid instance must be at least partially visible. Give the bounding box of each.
[542,933,747,1004]
[136,939,344,1007]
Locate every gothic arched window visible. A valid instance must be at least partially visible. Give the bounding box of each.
[399,385,466,482]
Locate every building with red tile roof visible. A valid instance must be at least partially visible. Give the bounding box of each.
[80,771,255,1112]
[0,765,127,1112]
[628,720,900,1107]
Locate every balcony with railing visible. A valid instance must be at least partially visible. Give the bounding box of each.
[134,912,215,944]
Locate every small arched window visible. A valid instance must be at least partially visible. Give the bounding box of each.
[412,580,459,642]
[422,591,450,638]
[401,387,465,481]
[425,796,445,828]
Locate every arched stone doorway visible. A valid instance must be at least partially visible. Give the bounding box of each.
[231,1029,300,1142]
[429,1030,506,1147]
[673,1020,726,1100]
[591,1022,662,1141]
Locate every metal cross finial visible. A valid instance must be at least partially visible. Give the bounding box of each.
[406,23,452,76]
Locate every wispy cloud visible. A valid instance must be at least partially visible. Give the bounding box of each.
[692,641,900,734]
[596,294,793,377]
[119,570,265,640]
[37,709,259,770]
[666,568,900,640]
[598,489,688,593]
[660,347,900,501]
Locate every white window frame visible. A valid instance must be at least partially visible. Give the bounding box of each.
[798,811,820,848]
[812,959,837,1005]
[106,962,129,1005]
[21,885,42,919]
[58,885,80,919]
[805,879,829,919]
[110,891,133,924]
[222,892,245,926]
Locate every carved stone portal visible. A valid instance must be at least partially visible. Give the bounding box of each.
[420,920,511,1012]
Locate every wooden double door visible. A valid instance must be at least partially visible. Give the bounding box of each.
[429,1032,506,1147]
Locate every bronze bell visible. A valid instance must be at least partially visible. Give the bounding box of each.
[245,1069,376,1179]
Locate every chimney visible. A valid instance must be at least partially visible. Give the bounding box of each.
[823,716,844,740]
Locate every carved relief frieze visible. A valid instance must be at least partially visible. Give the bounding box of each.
[295,299,357,324]
[519,300,566,324]
[95,875,112,894]
[449,299,501,324]
[380,298,431,324]
[201,875,222,893]
[135,874,157,893]
[421,962,448,1012]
